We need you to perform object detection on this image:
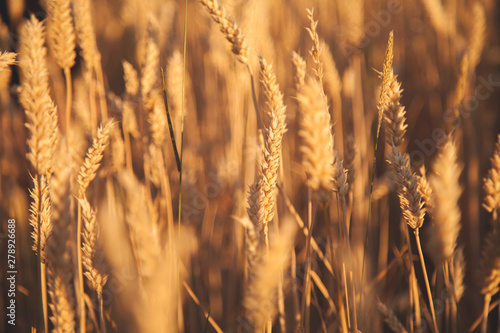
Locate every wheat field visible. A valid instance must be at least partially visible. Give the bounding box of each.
[1,0,500,332]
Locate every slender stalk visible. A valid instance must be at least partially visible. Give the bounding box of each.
[99,292,106,333]
[301,188,313,332]
[95,62,108,122]
[481,294,491,333]
[247,65,262,130]
[77,204,85,333]
[414,229,439,333]
[41,261,48,333]
[124,129,133,172]
[64,68,73,134]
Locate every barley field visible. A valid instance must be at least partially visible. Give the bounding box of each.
[1,0,500,332]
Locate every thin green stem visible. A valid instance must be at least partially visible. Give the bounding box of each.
[161,69,181,173]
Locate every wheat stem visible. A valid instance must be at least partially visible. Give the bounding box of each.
[415,228,439,333]
[64,68,73,134]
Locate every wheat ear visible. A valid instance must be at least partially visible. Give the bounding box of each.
[20,15,59,176]
[243,220,296,330]
[47,263,76,332]
[387,145,438,332]
[80,195,108,332]
[73,0,108,125]
[297,78,336,202]
[427,138,462,263]
[483,134,500,220]
[28,175,52,333]
[0,51,16,71]
[291,51,306,93]
[421,0,454,36]
[77,120,114,197]
[76,120,113,333]
[122,60,140,170]
[478,229,500,333]
[47,0,76,134]
[166,50,184,128]
[258,57,287,244]
[306,8,323,84]
[47,162,76,333]
[119,171,162,282]
[377,299,408,333]
[382,74,408,148]
[199,0,249,66]
[20,17,60,331]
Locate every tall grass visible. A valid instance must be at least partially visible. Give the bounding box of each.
[1,0,500,332]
